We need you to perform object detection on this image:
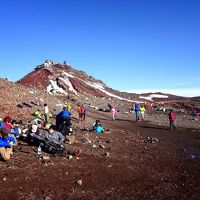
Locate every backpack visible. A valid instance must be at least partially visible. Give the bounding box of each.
[43,138,64,155]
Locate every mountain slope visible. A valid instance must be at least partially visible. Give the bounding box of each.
[17,60,136,101]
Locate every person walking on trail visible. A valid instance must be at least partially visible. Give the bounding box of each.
[168,109,176,130]
[83,104,87,121]
[111,107,117,120]
[140,105,146,121]
[77,104,84,122]
[44,104,50,125]
[134,103,140,121]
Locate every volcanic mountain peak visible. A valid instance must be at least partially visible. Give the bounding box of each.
[17,60,135,102]
[17,60,192,103]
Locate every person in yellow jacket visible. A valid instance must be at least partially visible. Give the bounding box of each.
[34,109,42,119]
[140,105,146,121]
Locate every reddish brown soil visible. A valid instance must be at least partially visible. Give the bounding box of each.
[17,68,52,89]
[0,109,200,200]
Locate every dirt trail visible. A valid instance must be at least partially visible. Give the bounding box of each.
[0,110,200,200]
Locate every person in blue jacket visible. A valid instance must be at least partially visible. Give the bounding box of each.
[0,128,16,161]
[56,107,71,132]
[134,103,140,121]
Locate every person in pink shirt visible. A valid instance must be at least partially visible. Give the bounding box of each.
[111,107,117,120]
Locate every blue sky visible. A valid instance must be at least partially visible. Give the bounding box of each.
[0,0,200,97]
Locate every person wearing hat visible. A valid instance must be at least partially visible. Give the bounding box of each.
[0,128,16,161]
[92,119,104,133]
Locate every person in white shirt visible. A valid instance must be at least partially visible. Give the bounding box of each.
[44,103,50,125]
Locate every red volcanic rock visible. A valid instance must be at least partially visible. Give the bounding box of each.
[17,68,52,89]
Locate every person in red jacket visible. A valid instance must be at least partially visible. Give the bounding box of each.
[168,109,176,130]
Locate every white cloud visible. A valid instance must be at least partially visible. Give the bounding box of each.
[126,88,200,97]
[175,76,200,86]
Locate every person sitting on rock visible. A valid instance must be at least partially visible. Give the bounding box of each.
[3,116,12,130]
[34,109,42,119]
[26,124,45,146]
[93,119,104,133]
[44,125,65,145]
[0,128,16,162]
[10,120,20,138]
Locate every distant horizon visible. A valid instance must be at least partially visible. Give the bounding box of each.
[0,0,200,98]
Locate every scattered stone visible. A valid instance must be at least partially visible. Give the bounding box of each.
[3,177,6,181]
[92,144,97,148]
[100,144,105,149]
[147,137,159,144]
[185,154,197,160]
[42,156,50,162]
[76,179,82,185]
[105,152,110,157]
[65,135,78,144]
[83,137,92,144]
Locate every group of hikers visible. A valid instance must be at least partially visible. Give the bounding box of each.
[133,102,176,130]
[0,101,107,163]
[0,98,181,163]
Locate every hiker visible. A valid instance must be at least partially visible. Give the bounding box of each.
[3,116,12,130]
[56,107,71,134]
[64,104,72,112]
[144,101,147,109]
[192,110,197,117]
[44,125,65,145]
[140,105,146,121]
[44,103,50,125]
[107,103,112,112]
[0,128,16,162]
[168,109,176,130]
[34,109,42,125]
[77,104,84,122]
[111,107,117,120]
[26,124,45,146]
[9,120,21,145]
[92,119,104,133]
[134,103,140,121]
[34,109,42,119]
[10,120,20,138]
[83,103,87,121]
